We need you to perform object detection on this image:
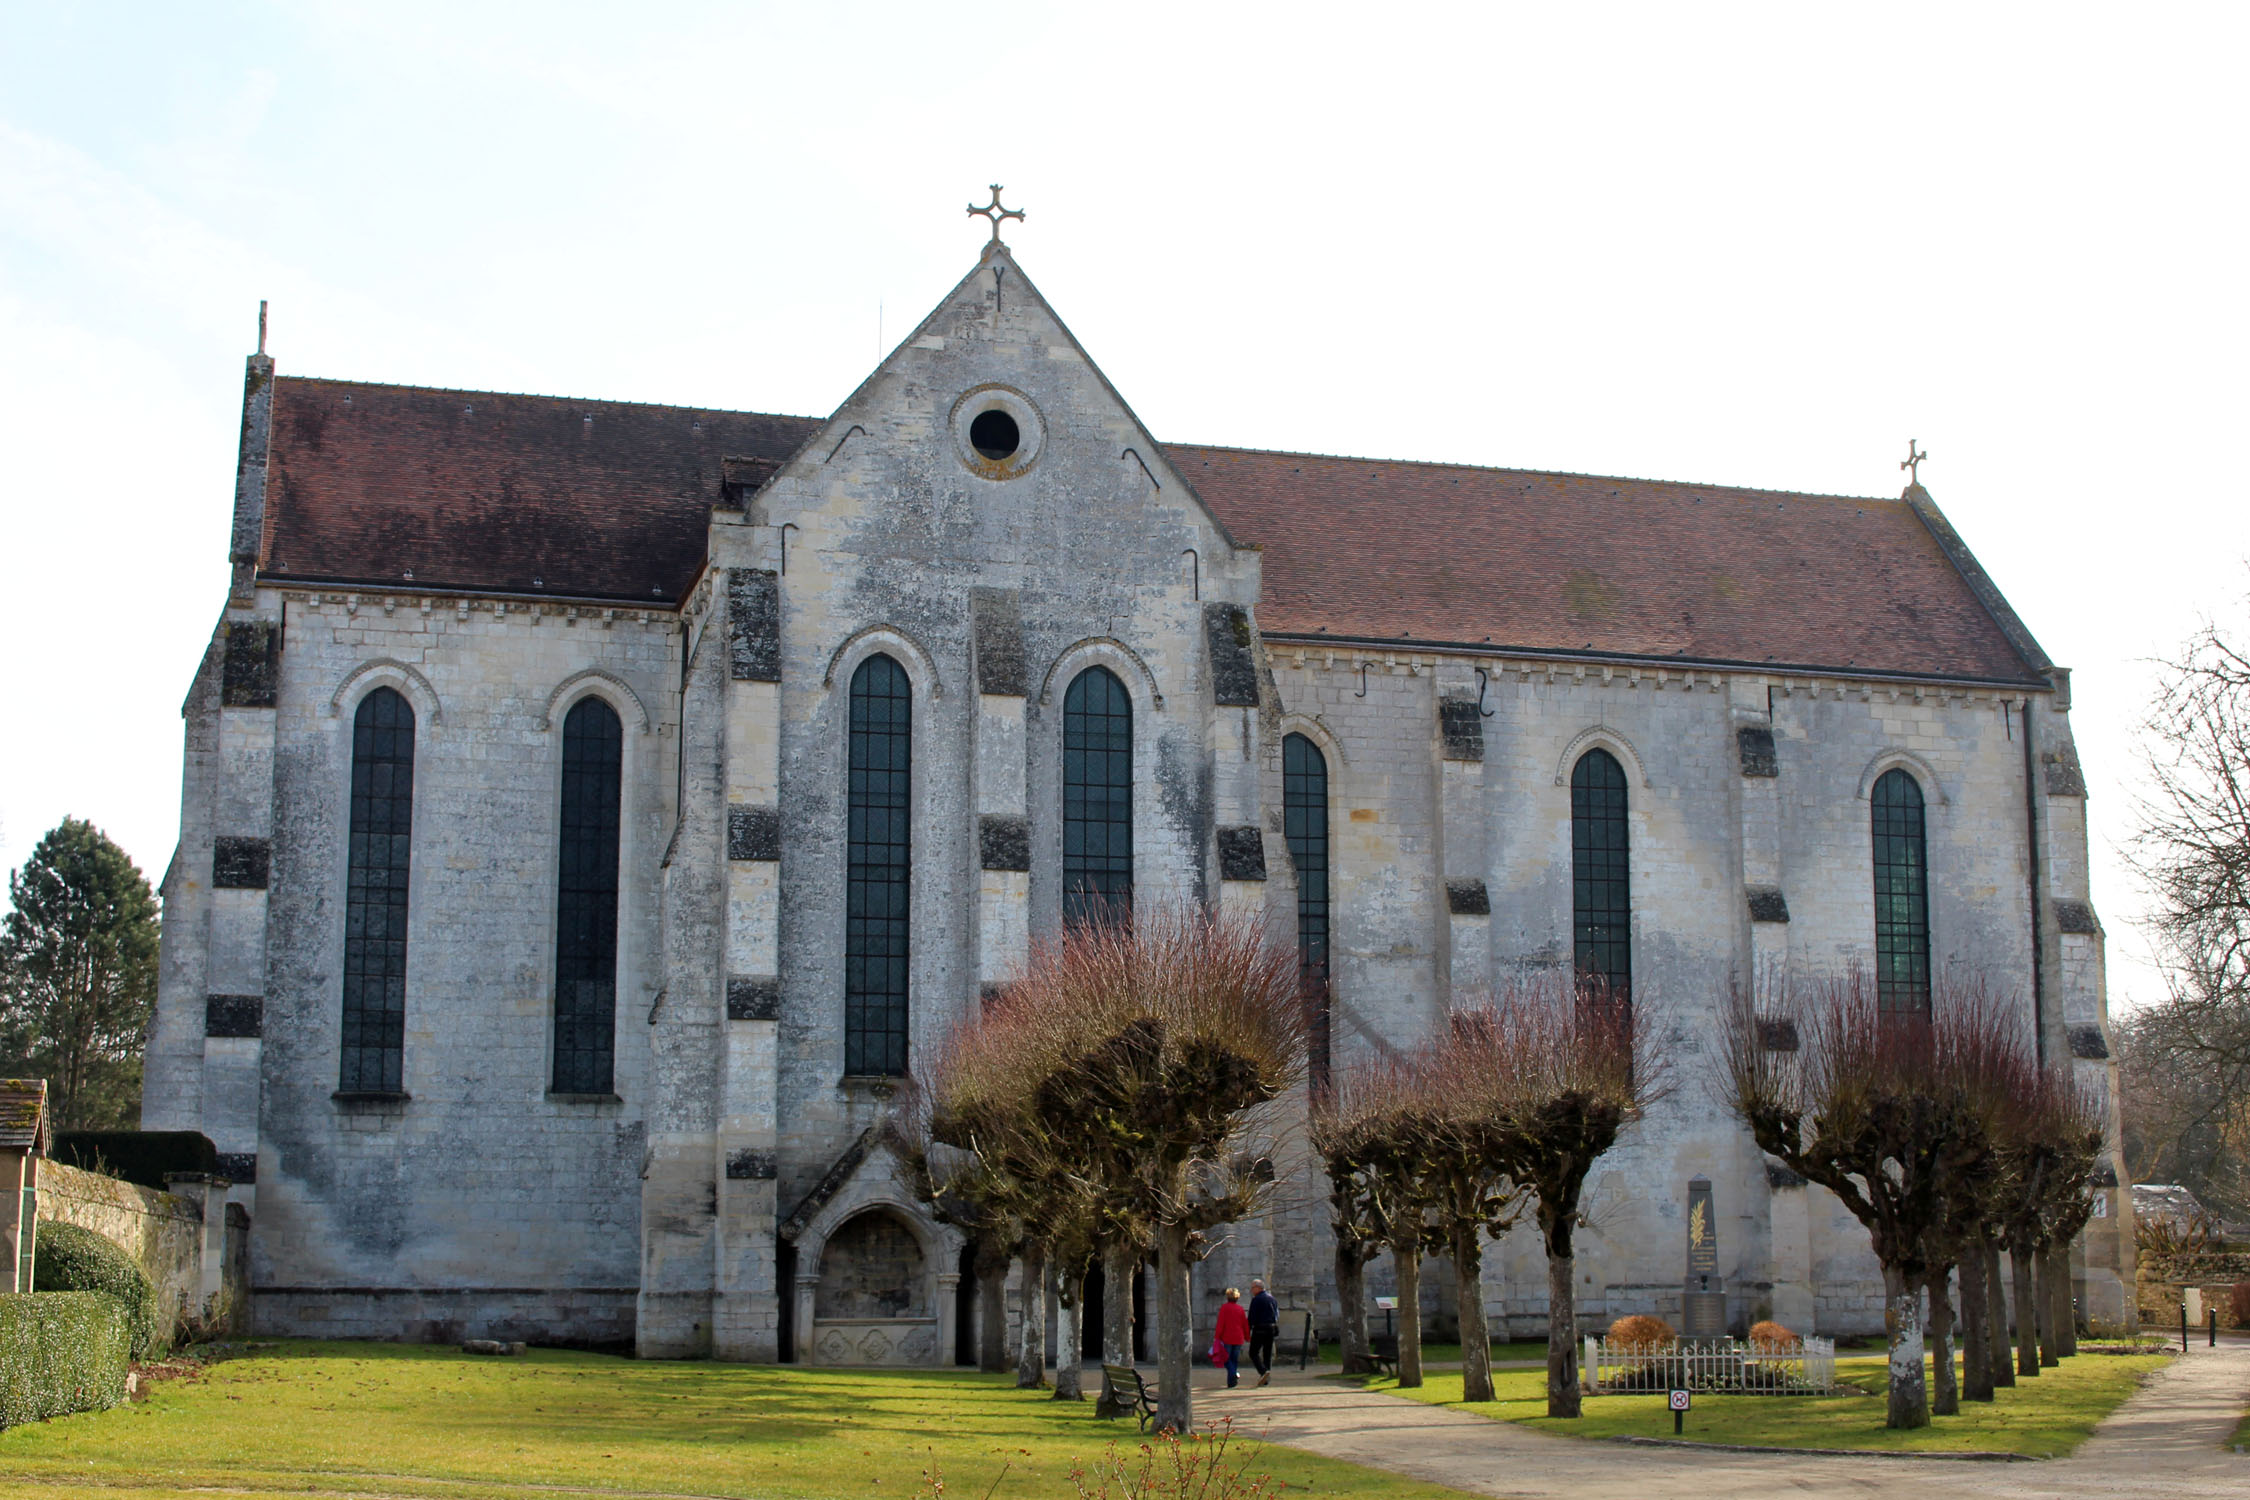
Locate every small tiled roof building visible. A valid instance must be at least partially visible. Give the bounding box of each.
[143,241,2135,1356]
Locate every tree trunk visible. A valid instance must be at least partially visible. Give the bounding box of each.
[1960,1240,1994,1403]
[2044,1241,2077,1357]
[1882,1263,1930,1430]
[1016,1241,1049,1389]
[1336,1242,1371,1374]
[2010,1235,2040,1378]
[1095,1240,1137,1418]
[1152,1221,1194,1435]
[2032,1241,2058,1368]
[1984,1238,2015,1388]
[1393,1238,1424,1389]
[1054,1264,1084,1401]
[978,1247,1010,1374]
[1543,1213,1580,1419]
[1455,1225,1494,1403]
[1927,1267,1958,1416]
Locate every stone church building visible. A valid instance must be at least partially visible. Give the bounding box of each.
[144,232,2134,1361]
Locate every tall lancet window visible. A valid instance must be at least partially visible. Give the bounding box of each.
[341,686,415,1094]
[1063,666,1133,927]
[553,697,623,1094]
[1283,732,1332,1084]
[846,654,912,1076]
[1570,747,1631,1007]
[1282,734,1330,984]
[1871,768,1932,1017]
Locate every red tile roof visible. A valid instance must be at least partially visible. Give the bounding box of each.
[1171,445,2045,684]
[253,379,2044,683]
[261,379,820,605]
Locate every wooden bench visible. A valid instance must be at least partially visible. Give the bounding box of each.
[1367,1333,1399,1377]
[1101,1363,1160,1431]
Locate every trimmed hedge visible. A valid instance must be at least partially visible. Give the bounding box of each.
[52,1130,218,1189]
[34,1221,159,1360]
[0,1291,130,1428]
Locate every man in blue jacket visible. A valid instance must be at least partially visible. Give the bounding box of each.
[1246,1277,1280,1385]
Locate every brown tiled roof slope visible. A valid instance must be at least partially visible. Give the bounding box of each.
[1171,446,2045,684]
[254,379,2042,683]
[261,379,821,604]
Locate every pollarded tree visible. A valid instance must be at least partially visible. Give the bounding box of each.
[934,906,1306,1434]
[1314,1054,1449,1388]
[1723,970,2002,1430]
[0,819,159,1131]
[1409,1006,1537,1405]
[1470,974,1653,1419]
[1308,1078,1394,1378]
[886,1070,1041,1376]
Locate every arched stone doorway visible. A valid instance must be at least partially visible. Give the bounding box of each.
[808,1207,940,1365]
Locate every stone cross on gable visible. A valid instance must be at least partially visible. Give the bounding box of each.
[967,184,1025,246]
[1901,439,1928,485]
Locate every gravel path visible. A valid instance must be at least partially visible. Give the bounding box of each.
[1186,1340,2249,1499]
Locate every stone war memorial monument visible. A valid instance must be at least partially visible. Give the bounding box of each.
[142,194,2133,1360]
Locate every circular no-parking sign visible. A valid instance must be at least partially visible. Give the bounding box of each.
[1667,1389,1691,1412]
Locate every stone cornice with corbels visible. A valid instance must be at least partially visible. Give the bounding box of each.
[1267,637,2044,711]
[279,587,676,633]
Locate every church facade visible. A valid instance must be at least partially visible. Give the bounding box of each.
[144,239,2134,1360]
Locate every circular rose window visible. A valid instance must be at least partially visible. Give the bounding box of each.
[950,384,1044,480]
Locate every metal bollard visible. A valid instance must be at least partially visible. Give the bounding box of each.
[2211,1308,2219,1349]
[2181,1302,2189,1353]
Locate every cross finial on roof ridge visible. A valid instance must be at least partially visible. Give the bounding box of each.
[1901,438,1928,486]
[967,184,1024,249]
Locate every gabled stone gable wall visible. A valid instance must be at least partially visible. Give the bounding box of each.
[637,249,1250,1359]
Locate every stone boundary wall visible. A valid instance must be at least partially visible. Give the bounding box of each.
[36,1162,207,1344]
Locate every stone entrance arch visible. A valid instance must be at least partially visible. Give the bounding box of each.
[782,1132,963,1365]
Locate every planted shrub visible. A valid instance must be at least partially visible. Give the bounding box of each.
[34,1221,159,1360]
[0,1292,131,1428]
[1748,1319,1801,1352]
[1606,1314,1675,1352]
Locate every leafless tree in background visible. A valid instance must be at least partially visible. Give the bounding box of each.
[2126,608,2250,1219]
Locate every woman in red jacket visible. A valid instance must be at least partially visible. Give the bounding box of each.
[1214,1287,1252,1388]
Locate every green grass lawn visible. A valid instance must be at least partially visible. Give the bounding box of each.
[0,1341,1477,1500]
[1355,1351,2172,1458]
[2230,1404,2250,1451]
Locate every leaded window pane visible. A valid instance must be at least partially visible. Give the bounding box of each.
[553,697,622,1094]
[1872,768,1932,1017]
[1283,732,1331,1085]
[1282,733,1330,980]
[1571,748,1630,1005]
[846,654,911,1077]
[1063,666,1133,928]
[342,687,414,1093]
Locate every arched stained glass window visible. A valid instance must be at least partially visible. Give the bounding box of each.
[1872,768,1932,1017]
[846,654,912,1076]
[1570,748,1630,1005]
[341,686,414,1094]
[553,697,622,1095]
[1283,732,1331,1085]
[1063,666,1133,928]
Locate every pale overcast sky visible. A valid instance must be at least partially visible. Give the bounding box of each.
[2,3,2242,1014]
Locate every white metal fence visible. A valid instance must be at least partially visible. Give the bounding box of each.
[1580,1335,1837,1395]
